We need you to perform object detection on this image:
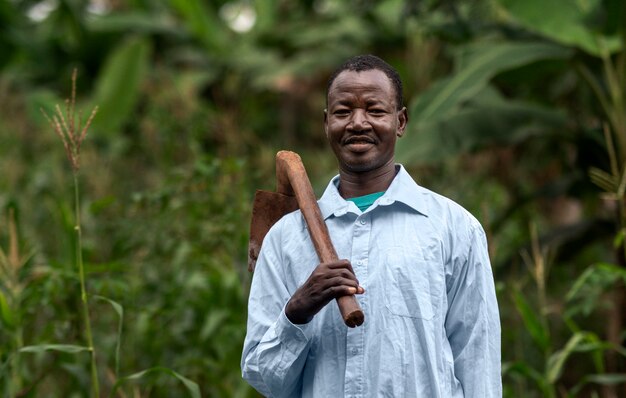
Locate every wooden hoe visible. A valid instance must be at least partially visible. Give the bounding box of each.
[248,150,365,328]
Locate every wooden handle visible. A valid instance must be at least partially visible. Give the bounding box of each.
[276,151,364,328]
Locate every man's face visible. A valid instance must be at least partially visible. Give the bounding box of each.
[324,69,407,174]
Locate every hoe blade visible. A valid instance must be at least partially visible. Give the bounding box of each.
[248,190,298,272]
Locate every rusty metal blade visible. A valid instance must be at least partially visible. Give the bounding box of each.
[248,190,298,272]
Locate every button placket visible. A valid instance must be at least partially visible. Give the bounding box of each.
[344,213,370,398]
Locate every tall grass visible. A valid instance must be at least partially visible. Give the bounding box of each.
[0,209,26,397]
[0,69,252,396]
[503,221,626,397]
[41,69,100,396]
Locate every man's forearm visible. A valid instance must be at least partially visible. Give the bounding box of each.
[242,308,312,397]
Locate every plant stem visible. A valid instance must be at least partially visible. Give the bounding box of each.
[73,172,99,398]
[10,326,23,397]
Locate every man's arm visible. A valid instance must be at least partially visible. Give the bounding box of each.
[241,223,312,397]
[445,221,501,397]
[241,218,362,397]
[286,259,363,324]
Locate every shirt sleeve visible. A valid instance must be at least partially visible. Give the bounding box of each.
[241,220,313,397]
[445,220,502,397]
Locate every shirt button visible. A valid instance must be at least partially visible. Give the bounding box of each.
[359,219,366,225]
[356,260,362,266]
[352,348,358,355]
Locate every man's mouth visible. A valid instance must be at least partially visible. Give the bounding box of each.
[344,136,375,152]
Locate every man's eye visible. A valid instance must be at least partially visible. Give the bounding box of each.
[369,109,385,114]
[334,109,350,115]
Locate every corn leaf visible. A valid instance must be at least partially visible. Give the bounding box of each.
[20,344,91,354]
[512,289,550,352]
[547,332,594,383]
[109,366,201,398]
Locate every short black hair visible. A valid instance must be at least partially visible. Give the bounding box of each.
[326,54,404,110]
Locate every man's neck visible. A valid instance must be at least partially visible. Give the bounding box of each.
[338,163,397,198]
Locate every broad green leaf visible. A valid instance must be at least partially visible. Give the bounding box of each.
[0,290,15,328]
[398,86,567,164]
[399,41,571,164]
[91,36,152,135]
[94,295,123,377]
[409,41,571,124]
[110,366,201,398]
[512,289,550,352]
[496,0,622,56]
[20,344,91,354]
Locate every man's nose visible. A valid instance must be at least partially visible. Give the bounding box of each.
[349,109,369,131]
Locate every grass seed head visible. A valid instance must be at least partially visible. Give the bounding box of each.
[40,68,98,172]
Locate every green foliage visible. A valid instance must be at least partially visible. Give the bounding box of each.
[110,367,201,398]
[91,36,152,136]
[567,262,626,316]
[1,0,626,396]
[93,295,123,377]
[399,41,572,163]
[20,344,92,354]
[0,289,15,328]
[512,289,550,353]
[497,0,623,56]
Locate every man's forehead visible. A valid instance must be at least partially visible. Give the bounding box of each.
[328,69,394,98]
[331,69,391,87]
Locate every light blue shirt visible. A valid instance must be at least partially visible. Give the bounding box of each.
[242,165,501,397]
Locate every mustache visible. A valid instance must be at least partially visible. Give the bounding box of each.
[343,134,377,145]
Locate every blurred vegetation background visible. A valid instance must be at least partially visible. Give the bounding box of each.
[0,0,625,396]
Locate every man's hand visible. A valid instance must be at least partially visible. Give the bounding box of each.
[285,259,365,324]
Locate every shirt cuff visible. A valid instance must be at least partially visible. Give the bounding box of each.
[275,304,314,352]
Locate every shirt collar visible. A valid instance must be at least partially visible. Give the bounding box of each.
[318,164,429,219]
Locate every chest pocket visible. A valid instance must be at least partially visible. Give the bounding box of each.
[383,247,443,320]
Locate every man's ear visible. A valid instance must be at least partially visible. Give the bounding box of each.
[396,107,408,138]
[323,109,329,138]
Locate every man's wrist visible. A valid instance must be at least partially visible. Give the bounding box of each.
[285,298,313,325]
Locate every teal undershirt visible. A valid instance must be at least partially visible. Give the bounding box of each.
[347,191,385,212]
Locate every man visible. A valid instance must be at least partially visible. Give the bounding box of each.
[242,54,501,397]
